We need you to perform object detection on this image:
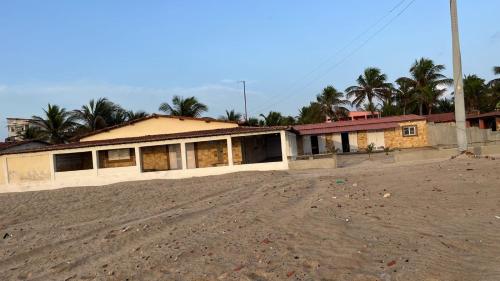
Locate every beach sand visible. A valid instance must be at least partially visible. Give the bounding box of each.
[1,157,499,280]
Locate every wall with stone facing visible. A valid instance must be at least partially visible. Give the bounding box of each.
[98,148,136,168]
[231,138,243,165]
[357,131,368,151]
[195,140,228,168]
[141,145,169,172]
[384,120,428,149]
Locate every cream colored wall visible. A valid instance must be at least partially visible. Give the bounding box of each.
[81,117,238,142]
[0,157,6,185]
[6,154,51,184]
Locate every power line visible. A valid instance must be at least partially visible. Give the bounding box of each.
[252,0,417,114]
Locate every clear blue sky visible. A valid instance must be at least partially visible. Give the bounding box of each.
[1,0,499,139]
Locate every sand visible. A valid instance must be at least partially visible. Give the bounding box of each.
[0,157,499,281]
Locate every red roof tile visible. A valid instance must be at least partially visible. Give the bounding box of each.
[425,111,500,123]
[0,126,291,156]
[293,114,425,135]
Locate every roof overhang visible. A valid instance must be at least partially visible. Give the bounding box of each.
[297,122,400,135]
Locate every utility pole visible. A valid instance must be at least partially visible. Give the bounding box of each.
[239,80,248,122]
[450,0,468,152]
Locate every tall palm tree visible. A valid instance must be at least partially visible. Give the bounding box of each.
[220,109,242,122]
[395,77,417,115]
[159,96,208,117]
[401,58,452,115]
[316,86,349,121]
[73,98,117,131]
[32,104,78,144]
[345,67,392,114]
[19,126,43,141]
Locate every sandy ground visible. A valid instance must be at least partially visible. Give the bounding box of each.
[1,157,500,281]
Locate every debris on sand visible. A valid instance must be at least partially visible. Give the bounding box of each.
[383,193,391,198]
[495,216,500,219]
[387,260,396,266]
[261,238,272,244]
[287,271,295,277]
[233,265,244,272]
[336,179,346,184]
[3,233,11,239]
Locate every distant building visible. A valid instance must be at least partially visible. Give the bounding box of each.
[6,118,37,142]
[326,111,380,123]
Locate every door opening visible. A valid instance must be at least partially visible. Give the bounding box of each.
[310,136,319,154]
[341,132,350,153]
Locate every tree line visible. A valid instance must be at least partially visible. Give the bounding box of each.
[20,58,500,144]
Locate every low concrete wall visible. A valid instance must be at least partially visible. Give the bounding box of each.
[428,123,500,147]
[394,144,500,162]
[288,157,336,170]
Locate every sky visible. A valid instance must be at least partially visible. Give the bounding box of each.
[1,0,499,139]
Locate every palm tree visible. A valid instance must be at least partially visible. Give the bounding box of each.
[32,104,78,144]
[126,110,148,121]
[395,77,417,115]
[159,96,208,117]
[220,110,242,122]
[259,111,285,126]
[73,98,117,131]
[435,98,454,113]
[401,58,452,115]
[462,75,487,112]
[316,86,349,121]
[297,102,326,124]
[19,126,43,141]
[345,67,392,114]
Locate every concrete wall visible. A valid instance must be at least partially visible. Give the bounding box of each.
[348,132,358,152]
[81,116,238,142]
[6,154,51,184]
[427,122,500,147]
[367,131,385,150]
[0,157,5,185]
[288,157,336,170]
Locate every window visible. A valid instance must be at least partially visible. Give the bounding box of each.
[402,125,417,137]
[108,149,131,161]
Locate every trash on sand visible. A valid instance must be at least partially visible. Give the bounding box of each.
[336,179,346,184]
[495,216,500,219]
[310,206,318,209]
[387,260,396,266]
[287,271,295,278]
[352,183,358,187]
[261,238,272,244]
[383,193,391,198]
[233,265,244,272]
[3,233,11,239]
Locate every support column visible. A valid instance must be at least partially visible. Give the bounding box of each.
[227,137,234,166]
[180,142,187,170]
[280,131,289,167]
[135,146,142,174]
[92,149,99,176]
[478,119,486,129]
[49,153,55,182]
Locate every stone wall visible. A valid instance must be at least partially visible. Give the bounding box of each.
[231,138,243,165]
[98,149,136,169]
[195,140,228,168]
[384,121,428,149]
[357,131,368,151]
[141,145,169,172]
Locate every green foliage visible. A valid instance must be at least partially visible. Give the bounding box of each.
[366,143,375,158]
[32,104,79,144]
[434,98,454,113]
[346,67,392,113]
[159,96,208,117]
[220,109,242,122]
[259,111,296,126]
[297,102,326,124]
[316,86,349,121]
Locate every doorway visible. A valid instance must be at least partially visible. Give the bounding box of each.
[341,132,350,153]
[310,135,319,154]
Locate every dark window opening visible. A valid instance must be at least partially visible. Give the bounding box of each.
[54,152,93,172]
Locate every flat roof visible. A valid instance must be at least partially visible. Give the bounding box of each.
[0,126,291,156]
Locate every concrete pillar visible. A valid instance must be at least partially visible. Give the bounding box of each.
[134,146,142,174]
[92,149,99,176]
[280,131,289,166]
[180,142,187,170]
[227,137,234,166]
[49,153,55,182]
